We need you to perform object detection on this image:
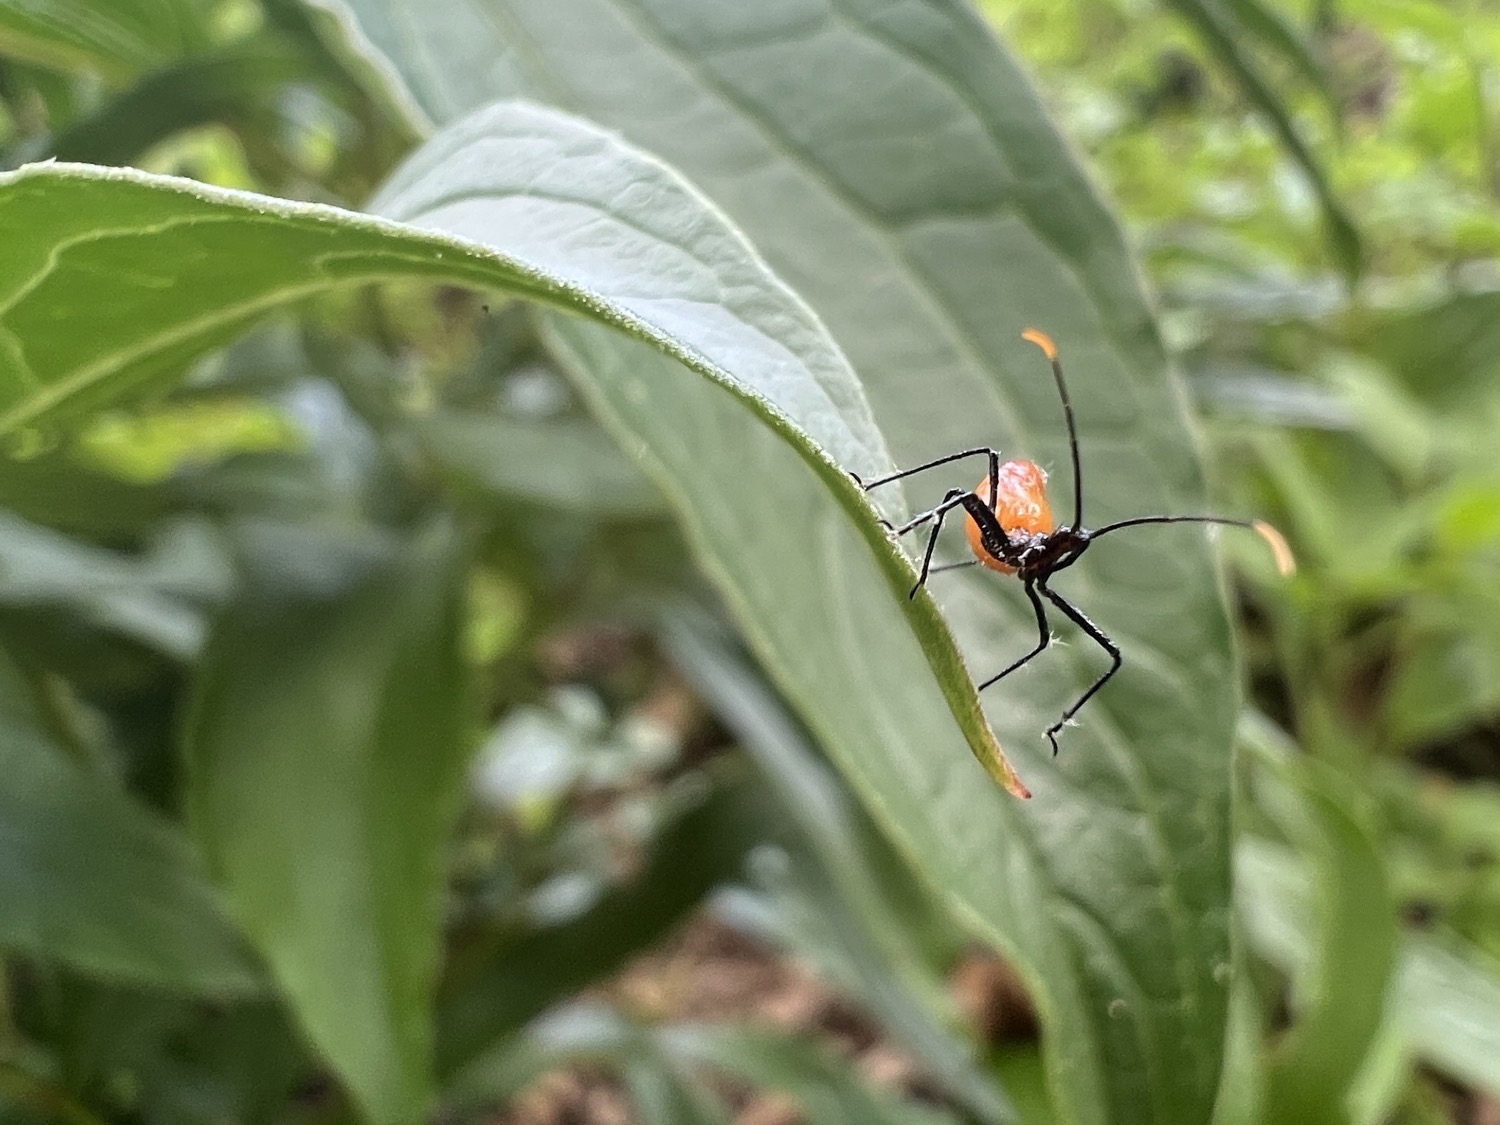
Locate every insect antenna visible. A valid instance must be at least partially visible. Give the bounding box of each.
[1022,329,1083,531]
[1089,515,1296,577]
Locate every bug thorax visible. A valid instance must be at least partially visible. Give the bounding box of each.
[1012,525,1090,579]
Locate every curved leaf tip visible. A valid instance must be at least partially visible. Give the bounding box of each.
[984,733,1031,800]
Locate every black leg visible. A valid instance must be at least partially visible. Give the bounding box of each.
[1038,584,1121,755]
[853,447,1000,493]
[927,560,978,576]
[893,487,961,537]
[976,580,1051,690]
[906,488,968,598]
[889,486,1019,597]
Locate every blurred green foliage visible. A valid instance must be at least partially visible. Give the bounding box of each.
[2,0,1500,1123]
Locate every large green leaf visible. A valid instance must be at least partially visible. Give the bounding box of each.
[0,644,260,994]
[0,144,859,485]
[307,2,1248,1121]
[183,517,469,1125]
[0,114,1018,783]
[363,100,892,481]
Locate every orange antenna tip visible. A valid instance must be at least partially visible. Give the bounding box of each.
[1252,520,1296,577]
[1021,328,1058,361]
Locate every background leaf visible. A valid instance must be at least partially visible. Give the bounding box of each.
[0,0,207,80]
[660,1023,962,1125]
[416,409,665,518]
[451,1003,731,1123]
[1401,937,1500,1100]
[42,42,310,167]
[437,769,765,1079]
[1238,831,1500,1106]
[0,645,260,994]
[1161,0,1362,276]
[1255,758,1397,1125]
[659,607,1012,1125]
[184,517,469,1125]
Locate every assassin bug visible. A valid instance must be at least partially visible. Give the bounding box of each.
[856,329,1294,755]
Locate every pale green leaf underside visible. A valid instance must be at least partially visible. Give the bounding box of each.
[369,100,892,480]
[308,1,1243,1122]
[0,118,887,485]
[0,106,1021,796]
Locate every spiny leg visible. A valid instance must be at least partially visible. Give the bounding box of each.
[853,447,1000,497]
[1038,583,1121,756]
[890,487,1017,599]
[977,580,1052,689]
[892,487,962,537]
[907,488,969,598]
[855,449,1000,546]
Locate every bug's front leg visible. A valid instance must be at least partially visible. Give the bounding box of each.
[902,488,969,598]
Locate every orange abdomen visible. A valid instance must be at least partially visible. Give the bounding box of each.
[965,460,1053,573]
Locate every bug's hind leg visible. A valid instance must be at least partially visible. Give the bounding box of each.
[977,580,1051,691]
[1037,584,1121,755]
